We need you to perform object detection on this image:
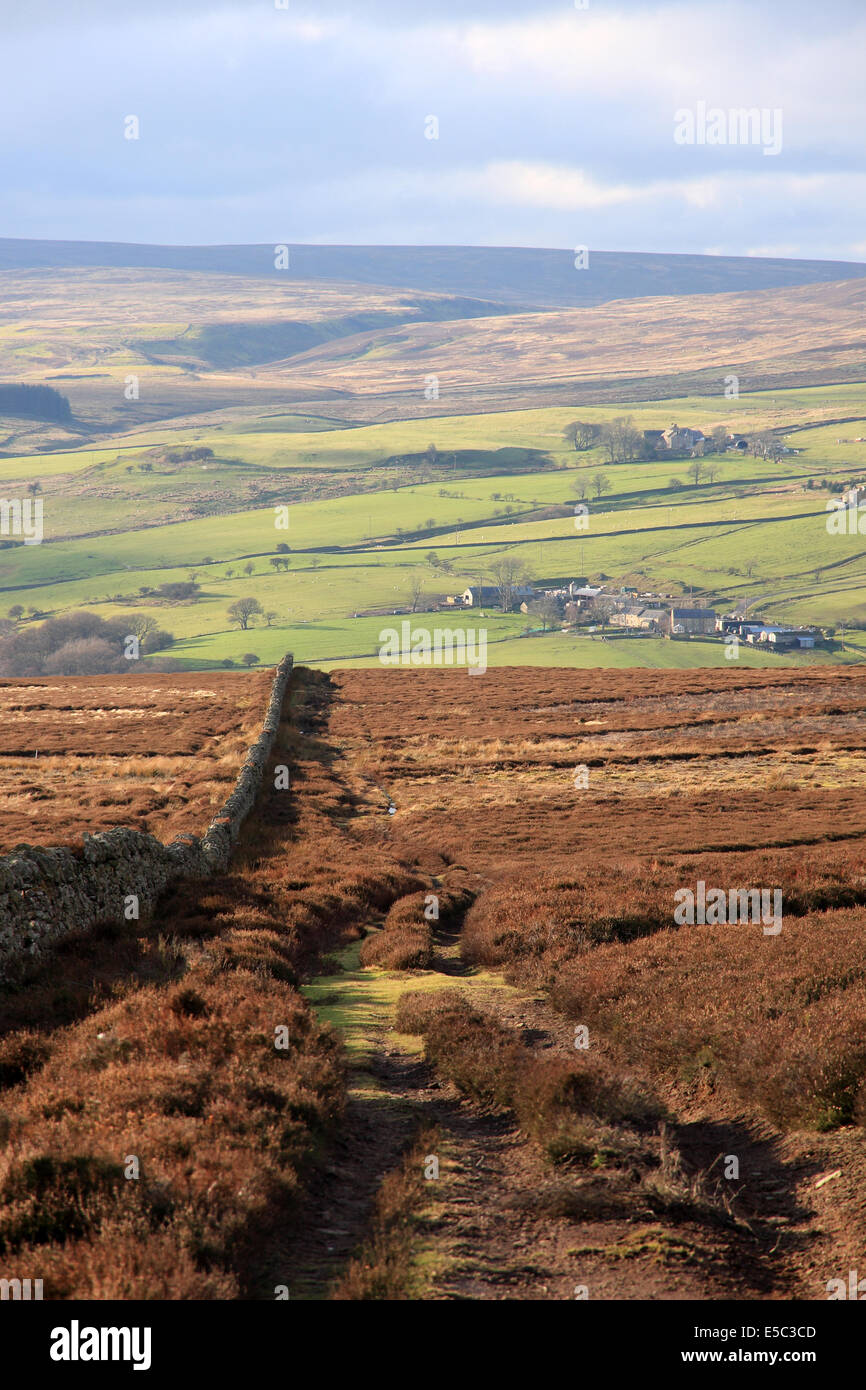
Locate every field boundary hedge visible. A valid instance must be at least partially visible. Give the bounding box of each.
[0,654,293,980]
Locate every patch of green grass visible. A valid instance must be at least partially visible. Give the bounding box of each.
[303,938,511,1064]
[321,631,847,671]
[5,381,866,665]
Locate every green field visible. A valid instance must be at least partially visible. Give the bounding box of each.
[3,382,866,669]
[320,631,863,673]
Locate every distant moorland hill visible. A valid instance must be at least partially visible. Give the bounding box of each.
[2,263,865,439]
[2,238,866,309]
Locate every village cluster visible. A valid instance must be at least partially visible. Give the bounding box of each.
[447,580,822,651]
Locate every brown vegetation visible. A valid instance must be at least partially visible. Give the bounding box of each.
[6,662,866,1299]
[332,1127,440,1300]
[269,278,866,408]
[330,665,866,1139]
[0,671,273,848]
[396,990,659,1164]
[358,880,475,971]
[0,670,426,1297]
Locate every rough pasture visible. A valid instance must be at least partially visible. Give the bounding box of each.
[0,671,273,849]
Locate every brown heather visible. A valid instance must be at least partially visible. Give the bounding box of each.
[0,670,426,1298]
[0,671,274,849]
[551,906,866,1131]
[328,666,866,1137]
[5,663,866,1299]
[331,1127,440,1300]
[359,880,475,971]
[396,990,660,1164]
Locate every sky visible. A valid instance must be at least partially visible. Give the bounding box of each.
[2,0,865,260]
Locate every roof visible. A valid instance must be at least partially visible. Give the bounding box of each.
[671,607,717,618]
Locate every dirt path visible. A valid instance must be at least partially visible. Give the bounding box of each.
[278,911,853,1301]
[273,669,866,1302]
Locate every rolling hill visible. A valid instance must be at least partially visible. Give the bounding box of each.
[2,238,866,309]
[3,263,866,441]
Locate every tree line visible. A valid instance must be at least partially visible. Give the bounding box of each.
[563,417,785,464]
[0,612,175,676]
[0,383,72,422]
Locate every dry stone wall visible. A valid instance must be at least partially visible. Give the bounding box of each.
[0,654,293,981]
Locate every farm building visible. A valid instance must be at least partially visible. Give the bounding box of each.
[662,424,705,454]
[746,626,817,649]
[664,606,718,635]
[610,606,668,631]
[636,607,668,630]
[460,586,500,607]
[461,584,537,610]
[642,429,667,455]
[719,616,767,638]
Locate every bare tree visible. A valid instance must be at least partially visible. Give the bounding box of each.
[749,430,781,460]
[563,420,599,452]
[227,598,263,630]
[599,416,642,464]
[529,595,564,631]
[119,613,159,643]
[409,574,425,613]
[591,472,612,500]
[490,556,529,613]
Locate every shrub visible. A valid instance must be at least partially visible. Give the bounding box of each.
[156,582,200,602]
[360,884,475,972]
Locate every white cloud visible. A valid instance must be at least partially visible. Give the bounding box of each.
[409,162,866,217]
[744,244,804,259]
